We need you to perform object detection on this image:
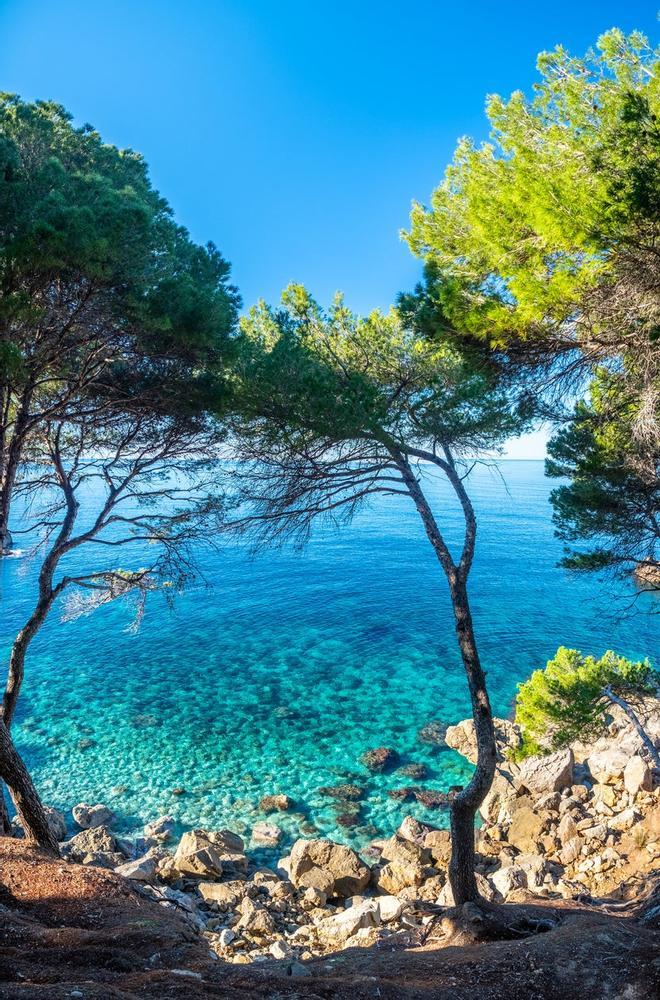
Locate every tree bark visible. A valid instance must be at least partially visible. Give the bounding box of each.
[446,574,497,903]
[390,445,497,905]
[0,719,59,854]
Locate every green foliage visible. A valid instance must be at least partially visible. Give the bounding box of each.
[546,367,660,576]
[405,29,659,345]
[237,284,529,456]
[513,647,659,758]
[0,93,240,404]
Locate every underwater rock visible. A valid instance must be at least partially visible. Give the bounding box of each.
[397,763,429,780]
[417,720,448,745]
[318,783,365,801]
[258,794,293,812]
[412,788,450,809]
[252,821,283,846]
[360,747,400,774]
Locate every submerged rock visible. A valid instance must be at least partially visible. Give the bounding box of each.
[359,747,400,774]
[259,794,293,813]
[251,821,283,846]
[397,763,429,780]
[318,783,365,801]
[417,720,448,746]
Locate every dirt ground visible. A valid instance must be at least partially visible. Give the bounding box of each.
[0,838,658,999]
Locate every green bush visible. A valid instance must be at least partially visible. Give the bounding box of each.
[513,647,658,759]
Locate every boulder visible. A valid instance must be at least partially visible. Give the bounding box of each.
[144,815,175,842]
[251,821,283,846]
[514,853,552,891]
[288,838,370,898]
[445,717,521,765]
[114,848,162,882]
[63,825,120,864]
[623,756,652,796]
[516,748,574,796]
[315,899,380,944]
[259,794,293,813]
[557,813,579,843]
[398,816,436,845]
[592,783,617,807]
[423,829,452,866]
[479,770,519,824]
[360,747,400,773]
[586,749,630,785]
[302,886,327,908]
[172,830,232,879]
[379,833,431,867]
[375,860,427,894]
[14,806,67,843]
[269,938,292,960]
[608,807,640,832]
[236,897,275,937]
[506,806,549,853]
[72,802,115,830]
[558,835,584,866]
[197,880,247,908]
[490,864,527,900]
[377,895,404,922]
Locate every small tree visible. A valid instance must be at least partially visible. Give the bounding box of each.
[229,285,528,905]
[513,647,660,767]
[1,410,226,851]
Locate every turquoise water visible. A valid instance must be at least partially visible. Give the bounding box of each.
[1,461,657,848]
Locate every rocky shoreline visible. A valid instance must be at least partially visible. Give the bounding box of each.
[19,696,659,970]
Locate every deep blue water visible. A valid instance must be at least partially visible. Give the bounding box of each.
[1,461,657,847]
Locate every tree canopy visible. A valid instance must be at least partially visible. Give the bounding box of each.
[0,94,240,551]
[404,29,659,351]
[404,29,659,587]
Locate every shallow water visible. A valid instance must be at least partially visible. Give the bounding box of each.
[1,461,657,847]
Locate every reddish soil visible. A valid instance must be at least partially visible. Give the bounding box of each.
[0,838,658,999]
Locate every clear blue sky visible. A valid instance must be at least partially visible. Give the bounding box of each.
[0,1,656,456]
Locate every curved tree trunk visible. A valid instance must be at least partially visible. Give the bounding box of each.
[0,719,59,854]
[447,574,496,903]
[390,444,497,905]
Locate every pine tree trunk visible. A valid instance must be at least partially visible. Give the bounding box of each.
[0,719,59,854]
[390,445,498,906]
[447,574,496,904]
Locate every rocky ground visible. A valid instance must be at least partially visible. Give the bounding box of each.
[1,698,659,996]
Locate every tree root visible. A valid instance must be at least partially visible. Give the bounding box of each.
[431,900,560,947]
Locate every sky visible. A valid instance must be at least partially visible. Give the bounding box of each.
[0,1,656,457]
